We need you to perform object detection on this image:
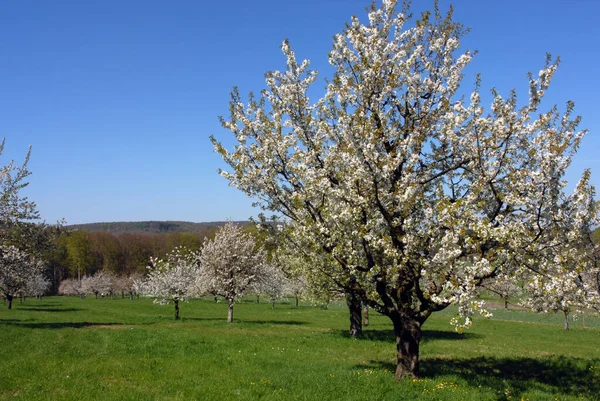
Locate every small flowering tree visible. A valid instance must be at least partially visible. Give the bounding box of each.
[24,272,50,299]
[253,263,288,308]
[199,222,267,322]
[0,245,45,309]
[140,247,200,319]
[58,278,84,297]
[212,0,599,379]
[113,272,144,299]
[524,233,600,330]
[81,271,114,298]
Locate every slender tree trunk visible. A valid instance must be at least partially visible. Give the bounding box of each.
[174,299,180,320]
[503,296,509,310]
[363,305,369,326]
[346,290,362,337]
[271,299,275,309]
[392,315,422,379]
[295,295,299,307]
[227,298,234,323]
[563,309,569,331]
[7,294,13,309]
[256,295,260,303]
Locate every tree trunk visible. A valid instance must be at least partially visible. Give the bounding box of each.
[392,315,422,379]
[346,290,362,337]
[295,295,299,307]
[363,305,369,326]
[563,309,569,331]
[227,298,234,323]
[174,299,180,320]
[503,296,509,310]
[256,295,260,303]
[7,294,13,309]
[271,300,275,309]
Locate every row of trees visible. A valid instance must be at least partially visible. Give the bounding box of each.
[137,222,302,321]
[58,271,143,299]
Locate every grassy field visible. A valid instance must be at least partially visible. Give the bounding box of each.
[0,296,599,401]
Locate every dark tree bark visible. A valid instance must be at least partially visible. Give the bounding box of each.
[174,299,180,320]
[6,294,13,310]
[295,295,299,307]
[346,289,362,337]
[392,314,422,379]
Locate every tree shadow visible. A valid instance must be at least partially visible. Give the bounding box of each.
[0,321,123,329]
[357,356,600,400]
[17,307,83,312]
[241,319,308,326]
[335,329,480,343]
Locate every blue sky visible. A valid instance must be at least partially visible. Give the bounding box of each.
[1,0,599,224]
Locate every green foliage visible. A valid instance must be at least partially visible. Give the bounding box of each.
[0,297,598,400]
[67,220,252,234]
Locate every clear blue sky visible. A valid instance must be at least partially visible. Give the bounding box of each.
[1,0,599,225]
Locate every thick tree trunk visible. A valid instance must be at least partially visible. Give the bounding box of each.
[227,298,234,323]
[7,294,13,310]
[563,310,569,331]
[392,315,422,379]
[346,290,362,337]
[363,305,369,326]
[174,299,180,320]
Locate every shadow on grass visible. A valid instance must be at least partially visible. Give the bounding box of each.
[358,356,600,400]
[17,307,83,312]
[177,317,308,326]
[241,319,308,326]
[336,329,481,343]
[0,321,123,329]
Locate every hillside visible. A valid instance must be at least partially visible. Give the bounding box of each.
[67,220,253,234]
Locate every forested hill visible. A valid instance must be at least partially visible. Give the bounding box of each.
[67,220,253,234]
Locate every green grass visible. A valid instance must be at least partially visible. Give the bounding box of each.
[1,297,599,400]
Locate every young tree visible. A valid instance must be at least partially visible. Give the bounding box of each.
[24,272,50,299]
[0,245,45,309]
[139,247,200,319]
[199,222,267,322]
[253,263,288,308]
[58,278,84,297]
[212,1,598,378]
[81,271,114,298]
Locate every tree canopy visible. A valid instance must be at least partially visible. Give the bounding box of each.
[212,0,599,379]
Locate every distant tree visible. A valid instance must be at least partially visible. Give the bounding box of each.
[482,274,521,310]
[58,278,84,297]
[81,271,114,298]
[24,272,50,299]
[199,222,267,322]
[65,231,95,281]
[253,263,288,308]
[139,247,200,319]
[0,245,45,308]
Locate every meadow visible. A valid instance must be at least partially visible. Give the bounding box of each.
[0,296,598,401]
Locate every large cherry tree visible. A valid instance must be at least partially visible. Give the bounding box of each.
[212,0,598,379]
